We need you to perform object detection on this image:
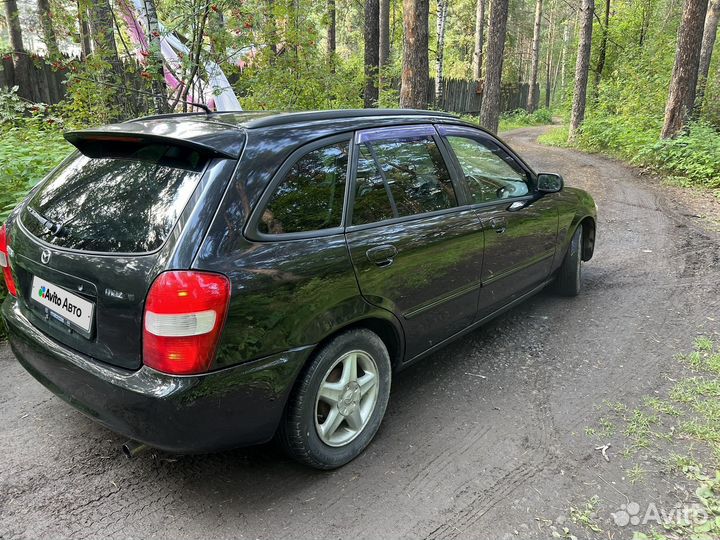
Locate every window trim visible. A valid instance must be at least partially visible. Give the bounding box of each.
[436,125,539,207]
[346,124,464,227]
[244,133,353,242]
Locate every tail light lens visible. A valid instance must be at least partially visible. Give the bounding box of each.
[0,224,17,297]
[143,271,231,375]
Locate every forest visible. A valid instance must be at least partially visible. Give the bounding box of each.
[0,0,719,223]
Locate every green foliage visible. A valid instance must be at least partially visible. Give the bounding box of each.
[499,108,553,130]
[461,108,554,132]
[638,125,720,189]
[0,122,70,338]
[537,125,570,147]
[545,0,720,191]
[237,49,364,110]
[0,126,70,223]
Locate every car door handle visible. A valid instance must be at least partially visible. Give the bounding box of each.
[487,217,507,234]
[366,245,397,267]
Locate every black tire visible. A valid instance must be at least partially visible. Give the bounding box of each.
[555,224,583,297]
[278,329,392,470]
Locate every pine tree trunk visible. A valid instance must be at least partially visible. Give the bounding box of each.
[435,0,449,107]
[327,0,336,59]
[593,0,610,97]
[36,0,59,56]
[400,0,429,108]
[479,0,509,133]
[87,0,121,72]
[379,0,390,69]
[568,0,594,141]
[527,0,543,112]
[472,0,485,80]
[694,0,720,113]
[77,0,92,59]
[2,0,32,99]
[661,0,709,138]
[364,0,380,107]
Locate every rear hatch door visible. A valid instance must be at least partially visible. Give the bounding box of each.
[8,133,239,370]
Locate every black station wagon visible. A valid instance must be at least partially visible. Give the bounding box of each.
[0,109,596,469]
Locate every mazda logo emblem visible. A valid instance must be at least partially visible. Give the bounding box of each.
[41,250,51,264]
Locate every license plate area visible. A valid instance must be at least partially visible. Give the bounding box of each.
[30,275,95,336]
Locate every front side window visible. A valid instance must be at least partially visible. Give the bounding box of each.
[352,135,457,225]
[446,135,529,204]
[258,141,349,235]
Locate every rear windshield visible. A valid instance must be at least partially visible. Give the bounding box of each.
[22,143,208,253]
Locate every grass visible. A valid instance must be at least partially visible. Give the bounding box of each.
[559,335,720,539]
[569,496,603,533]
[461,108,555,133]
[537,119,720,195]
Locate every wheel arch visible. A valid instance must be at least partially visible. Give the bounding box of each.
[579,215,596,261]
[310,314,406,372]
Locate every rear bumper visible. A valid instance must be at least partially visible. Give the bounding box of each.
[2,297,311,453]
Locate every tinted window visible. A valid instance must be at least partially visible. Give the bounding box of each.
[22,144,207,253]
[258,141,349,235]
[446,136,529,203]
[352,144,396,225]
[353,136,457,225]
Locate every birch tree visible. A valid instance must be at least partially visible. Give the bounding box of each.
[435,0,449,106]
[527,0,542,112]
[143,0,169,113]
[379,0,390,70]
[472,0,486,79]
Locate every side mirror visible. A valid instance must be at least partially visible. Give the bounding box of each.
[537,172,564,193]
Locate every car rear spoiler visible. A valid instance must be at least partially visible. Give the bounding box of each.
[64,130,241,160]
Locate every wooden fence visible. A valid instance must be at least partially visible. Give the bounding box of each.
[0,55,68,103]
[429,78,537,115]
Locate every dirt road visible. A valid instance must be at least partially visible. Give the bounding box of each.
[1,126,719,539]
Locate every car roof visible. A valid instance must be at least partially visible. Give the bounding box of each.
[65,109,478,159]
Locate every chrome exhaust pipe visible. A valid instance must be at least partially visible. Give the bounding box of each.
[121,440,148,459]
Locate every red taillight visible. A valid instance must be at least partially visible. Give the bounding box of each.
[143,271,231,375]
[0,224,17,297]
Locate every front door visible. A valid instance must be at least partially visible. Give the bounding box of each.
[344,125,485,360]
[438,126,559,317]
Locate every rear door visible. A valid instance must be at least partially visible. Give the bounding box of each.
[344,125,484,360]
[8,139,236,370]
[437,125,559,316]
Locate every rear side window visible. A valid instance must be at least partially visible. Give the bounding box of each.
[352,135,457,225]
[22,143,208,253]
[258,141,349,235]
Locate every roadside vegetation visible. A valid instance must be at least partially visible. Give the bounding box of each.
[538,0,720,196]
[554,336,720,539]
